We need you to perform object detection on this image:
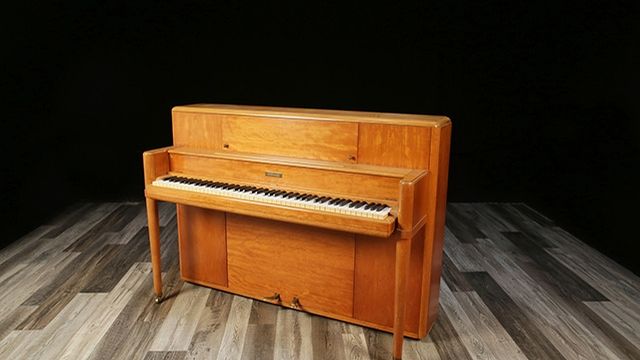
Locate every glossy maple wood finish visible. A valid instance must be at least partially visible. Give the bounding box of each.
[353,228,425,332]
[142,147,171,185]
[172,111,222,150]
[353,121,451,340]
[169,147,411,177]
[168,152,402,202]
[144,104,451,359]
[145,198,162,300]
[221,115,359,162]
[358,124,432,168]
[176,206,227,287]
[226,214,355,317]
[422,124,452,334]
[173,104,450,127]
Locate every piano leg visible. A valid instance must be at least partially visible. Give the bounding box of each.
[393,234,412,359]
[145,197,163,303]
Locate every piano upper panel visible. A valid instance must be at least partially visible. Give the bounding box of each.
[173,111,360,163]
[172,105,450,165]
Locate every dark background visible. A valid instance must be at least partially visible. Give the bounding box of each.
[2,1,638,273]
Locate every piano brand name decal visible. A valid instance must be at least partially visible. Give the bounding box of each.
[265,171,283,178]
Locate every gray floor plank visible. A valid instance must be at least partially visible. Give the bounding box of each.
[273,308,314,360]
[0,305,37,342]
[241,300,278,360]
[310,317,346,360]
[428,309,473,360]
[474,238,621,360]
[149,282,211,351]
[584,301,640,351]
[216,296,253,360]
[186,291,234,360]
[464,272,565,360]
[64,204,141,252]
[363,326,392,360]
[144,351,187,360]
[340,323,370,360]
[445,205,486,243]
[88,244,183,360]
[58,262,151,360]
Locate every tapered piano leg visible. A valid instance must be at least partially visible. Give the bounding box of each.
[146,197,163,303]
[393,234,412,359]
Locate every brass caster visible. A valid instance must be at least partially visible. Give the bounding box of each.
[154,296,163,304]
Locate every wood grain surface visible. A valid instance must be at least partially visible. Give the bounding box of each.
[1,201,638,359]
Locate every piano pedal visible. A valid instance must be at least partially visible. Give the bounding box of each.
[290,297,302,310]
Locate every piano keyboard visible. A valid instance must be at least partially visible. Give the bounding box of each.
[153,176,392,219]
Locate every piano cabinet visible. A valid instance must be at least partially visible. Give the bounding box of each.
[143,104,451,359]
[174,206,428,337]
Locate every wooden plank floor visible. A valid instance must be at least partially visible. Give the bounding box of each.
[1,202,639,360]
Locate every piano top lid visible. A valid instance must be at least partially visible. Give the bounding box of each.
[172,103,451,128]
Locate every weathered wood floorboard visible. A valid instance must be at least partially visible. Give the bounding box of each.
[0,201,638,359]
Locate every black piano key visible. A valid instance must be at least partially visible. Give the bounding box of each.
[364,203,375,210]
[337,199,350,206]
[353,202,366,208]
[349,201,361,208]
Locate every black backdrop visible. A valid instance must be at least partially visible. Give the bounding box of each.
[2,1,639,274]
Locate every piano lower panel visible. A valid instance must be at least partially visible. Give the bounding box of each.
[175,204,425,338]
[227,214,355,317]
[176,205,228,287]
[353,228,426,334]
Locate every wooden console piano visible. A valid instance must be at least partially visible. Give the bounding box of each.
[143,104,451,359]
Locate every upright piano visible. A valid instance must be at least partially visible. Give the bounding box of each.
[143,104,451,359]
